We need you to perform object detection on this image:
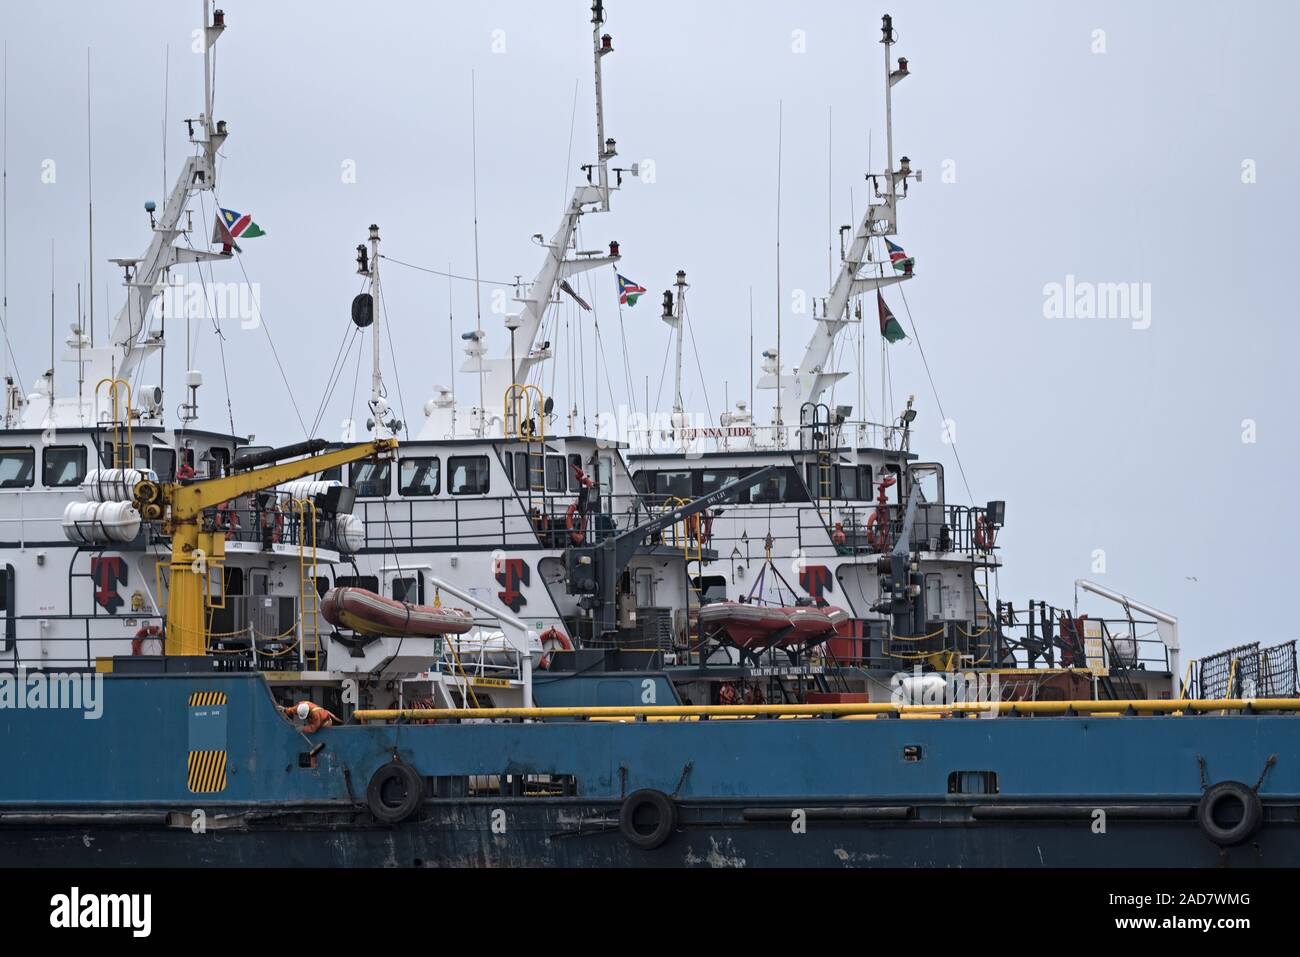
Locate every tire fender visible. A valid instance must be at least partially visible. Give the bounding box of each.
[366,760,425,824]
[619,788,677,850]
[1197,780,1262,847]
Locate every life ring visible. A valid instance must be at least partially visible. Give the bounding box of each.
[538,627,574,670]
[131,624,164,656]
[566,502,587,545]
[865,508,891,549]
[975,514,996,551]
[366,760,425,824]
[618,788,677,850]
[1197,780,1262,847]
[687,510,713,546]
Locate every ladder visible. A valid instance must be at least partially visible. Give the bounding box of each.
[800,402,835,525]
[95,378,135,468]
[505,383,549,515]
[292,497,320,669]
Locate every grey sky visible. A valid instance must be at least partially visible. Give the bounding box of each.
[2,1,1298,661]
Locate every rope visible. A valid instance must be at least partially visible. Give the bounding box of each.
[378,254,515,288]
[895,281,976,506]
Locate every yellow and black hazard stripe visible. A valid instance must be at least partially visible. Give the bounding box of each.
[187,750,228,793]
[189,691,228,707]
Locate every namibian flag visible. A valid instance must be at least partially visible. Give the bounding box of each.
[212,207,267,252]
[617,274,647,307]
[885,238,914,272]
[877,291,906,344]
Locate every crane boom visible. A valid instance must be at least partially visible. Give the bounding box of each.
[132,438,398,656]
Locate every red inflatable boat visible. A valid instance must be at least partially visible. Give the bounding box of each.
[322,587,475,638]
[698,601,847,648]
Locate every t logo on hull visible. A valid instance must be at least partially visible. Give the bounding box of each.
[799,564,833,606]
[90,556,128,614]
[495,558,530,613]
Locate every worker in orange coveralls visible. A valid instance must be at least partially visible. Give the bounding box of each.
[282,700,340,733]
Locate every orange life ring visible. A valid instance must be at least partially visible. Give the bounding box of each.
[566,503,587,545]
[131,624,164,656]
[538,626,574,670]
[975,514,996,551]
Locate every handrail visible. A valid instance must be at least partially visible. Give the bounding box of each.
[355,697,1300,723]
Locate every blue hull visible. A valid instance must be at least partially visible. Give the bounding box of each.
[2,672,1297,867]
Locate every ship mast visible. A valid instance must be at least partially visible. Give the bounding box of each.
[19,1,231,431]
[760,13,921,434]
[428,0,629,441]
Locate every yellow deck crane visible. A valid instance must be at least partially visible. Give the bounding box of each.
[131,438,398,657]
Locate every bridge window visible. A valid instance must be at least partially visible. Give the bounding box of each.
[653,471,693,500]
[0,448,35,488]
[835,465,859,500]
[153,448,176,482]
[399,457,440,496]
[745,467,808,505]
[448,455,490,495]
[546,455,567,493]
[700,469,740,494]
[567,454,584,492]
[42,446,87,488]
[351,460,392,498]
[859,465,874,498]
[133,444,151,471]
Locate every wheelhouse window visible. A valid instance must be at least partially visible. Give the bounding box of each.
[700,469,741,494]
[43,446,87,488]
[652,471,693,500]
[567,454,584,492]
[0,448,35,488]
[133,444,151,471]
[399,457,440,496]
[858,465,874,499]
[153,448,177,482]
[546,455,567,493]
[836,465,859,501]
[745,467,808,504]
[448,455,490,495]
[511,452,541,491]
[351,460,392,498]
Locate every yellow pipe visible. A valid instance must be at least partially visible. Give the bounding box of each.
[354,697,1300,723]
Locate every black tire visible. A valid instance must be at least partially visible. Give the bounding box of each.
[366,761,424,824]
[1197,780,1262,847]
[619,789,677,850]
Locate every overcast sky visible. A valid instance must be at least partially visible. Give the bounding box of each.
[2,1,1298,662]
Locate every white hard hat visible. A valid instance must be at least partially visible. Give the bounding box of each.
[296,702,311,720]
